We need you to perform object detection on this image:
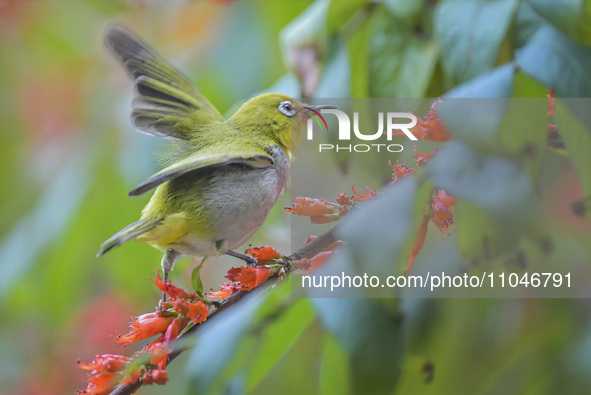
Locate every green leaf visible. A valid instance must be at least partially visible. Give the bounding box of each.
[316,36,352,97]
[515,26,591,97]
[313,299,404,394]
[320,334,351,395]
[326,0,369,33]
[434,0,519,83]
[443,74,548,179]
[436,96,509,153]
[428,141,543,261]
[369,9,439,97]
[383,0,425,19]
[280,1,329,63]
[336,177,419,279]
[0,149,91,305]
[511,1,548,48]
[301,177,432,299]
[511,69,549,97]
[246,299,314,391]
[190,256,206,298]
[185,291,266,393]
[444,63,515,99]
[428,141,534,222]
[280,0,329,95]
[454,200,521,261]
[527,0,591,46]
[498,95,548,181]
[347,13,371,97]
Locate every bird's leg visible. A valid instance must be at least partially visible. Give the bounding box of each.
[226,249,257,266]
[215,240,257,266]
[159,249,181,311]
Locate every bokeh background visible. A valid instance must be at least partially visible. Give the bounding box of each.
[2,0,591,394]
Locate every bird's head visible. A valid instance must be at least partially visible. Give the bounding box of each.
[229,93,335,157]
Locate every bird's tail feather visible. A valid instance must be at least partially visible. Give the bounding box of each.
[97,218,160,257]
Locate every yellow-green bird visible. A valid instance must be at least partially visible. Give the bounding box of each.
[98,26,333,287]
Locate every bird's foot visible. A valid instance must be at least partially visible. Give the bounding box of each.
[158,292,167,312]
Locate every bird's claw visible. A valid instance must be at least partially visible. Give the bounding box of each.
[158,292,167,313]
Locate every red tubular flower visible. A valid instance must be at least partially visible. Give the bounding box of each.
[435,189,455,207]
[120,369,141,386]
[77,372,118,395]
[413,146,437,167]
[389,160,416,183]
[336,192,353,206]
[406,214,430,274]
[547,89,555,117]
[152,273,190,300]
[245,246,281,260]
[187,301,209,324]
[116,312,175,345]
[163,317,187,343]
[391,99,451,142]
[293,258,312,271]
[352,185,377,201]
[299,250,337,271]
[207,284,235,299]
[78,275,209,394]
[286,196,340,217]
[304,235,342,250]
[208,266,276,299]
[148,342,172,367]
[150,368,169,385]
[294,236,342,273]
[77,354,132,374]
[431,192,455,235]
[140,368,169,386]
[172,298,189,315]
[225,266,275,287]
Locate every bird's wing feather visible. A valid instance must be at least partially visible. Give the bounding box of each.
[129,148,274,196]
[104,25,224,139]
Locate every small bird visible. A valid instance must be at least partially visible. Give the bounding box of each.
[98,26,333,289]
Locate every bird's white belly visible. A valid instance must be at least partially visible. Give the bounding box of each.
[171,145,289,257]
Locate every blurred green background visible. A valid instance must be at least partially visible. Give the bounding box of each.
[2,0,591,394]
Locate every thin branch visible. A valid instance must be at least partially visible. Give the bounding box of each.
[109,225,338,395]
[288,225,338,261]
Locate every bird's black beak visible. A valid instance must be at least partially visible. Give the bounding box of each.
[302,104,338,115]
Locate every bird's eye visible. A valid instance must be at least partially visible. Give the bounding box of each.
[278,101,296,117]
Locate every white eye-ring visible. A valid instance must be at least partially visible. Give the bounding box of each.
[278,101,296,117]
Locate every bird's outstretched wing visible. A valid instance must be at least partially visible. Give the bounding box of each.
[129,148,274,196]
[104,25,224,140]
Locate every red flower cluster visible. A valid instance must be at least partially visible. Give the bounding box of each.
[286,141,455,275]
[77,354,132,395]
[78,248,281,393]
[389,160,417,183]
[391,99,451,142]
[245,245,282,260]
[413,146,437,167]
[293,235,342,273]
[406,189,456,274]
[547,89,555,117]
[351,185,378,201]
[208,247,280,299]
[431,190,455,235]
[77,273,209,394]
[286,196,344,224]
[286,186,380,224]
